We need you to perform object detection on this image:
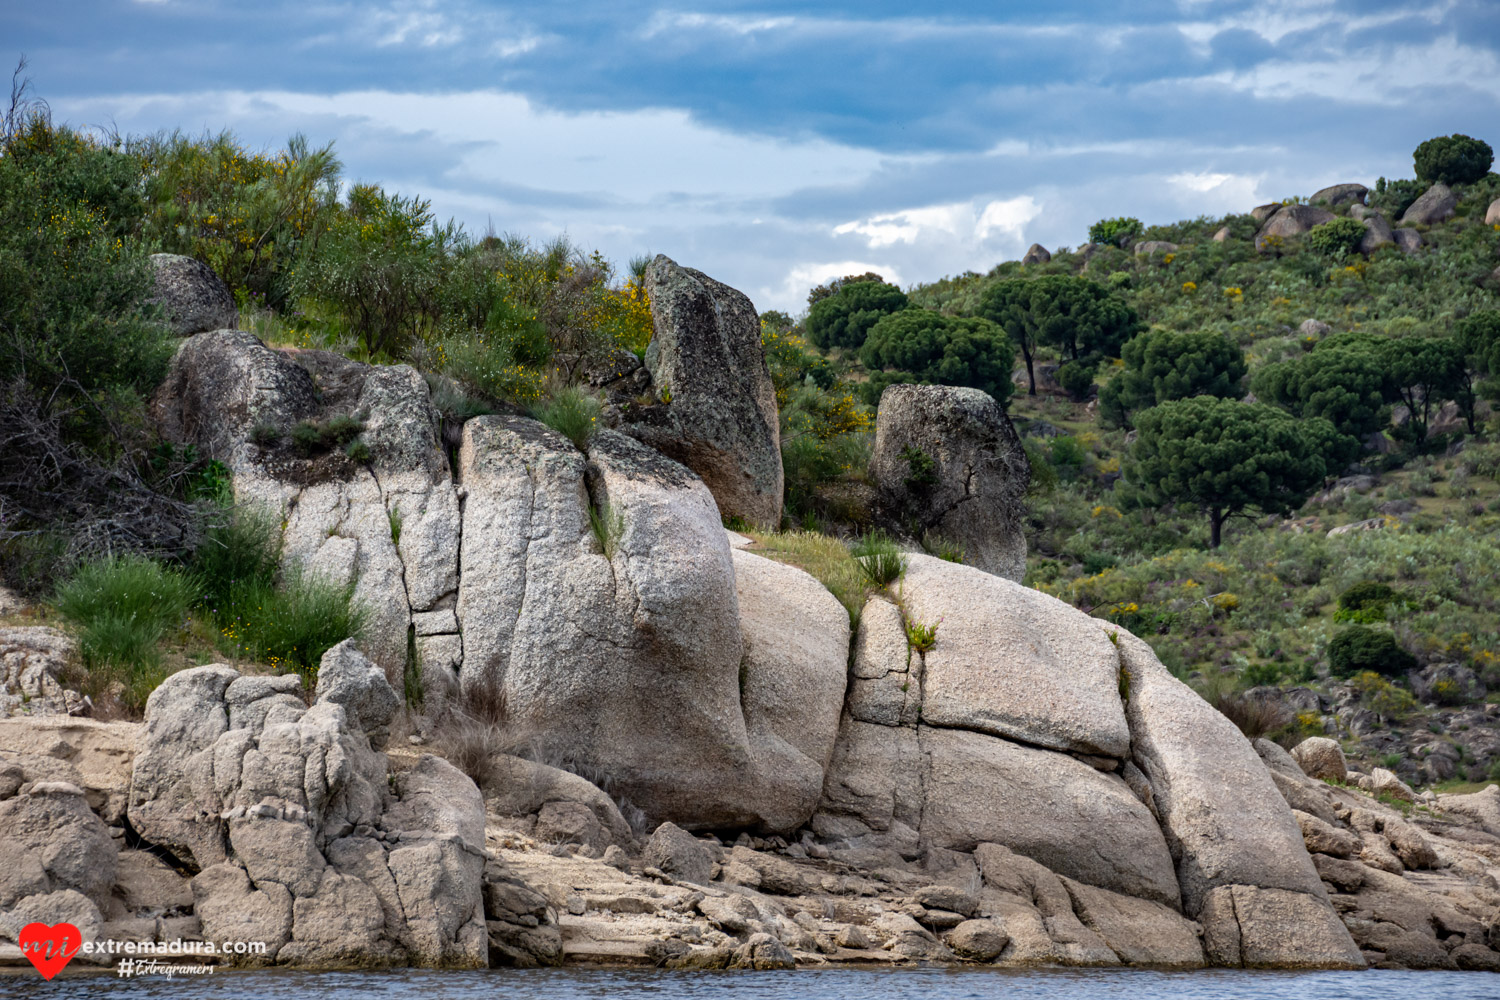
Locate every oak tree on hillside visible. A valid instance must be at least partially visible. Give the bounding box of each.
[1125,396,1340,548]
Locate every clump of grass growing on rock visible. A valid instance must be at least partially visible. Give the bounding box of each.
[53,554,198,708]
[533,387,601,451]
[853,531,907,588]
[433,679,513,791]
[742,529,868,627]
[214,566,366,686]
[588,502,625,560]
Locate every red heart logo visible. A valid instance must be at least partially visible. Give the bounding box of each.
[18,922,81,980]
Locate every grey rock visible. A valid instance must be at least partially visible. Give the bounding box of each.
[148,254,238,336]
[870,385,1029,581]
[1393,228,1423,254]
[1358,213,1395,254]
[1134,240,1178,256]
[314,641,401,749]
[484,755,635,848]
[945,918,1009,960]
[1111,628,1339,922]
[1256,204,1336,250]
[1292,810,1359,858]
[1310,183,1368,208]
[1291,737,1348,782]
[113,848,194,913]
[1399,183,1456,226]
[1199,884,1364,969]
[0,627,85,718]
[1486,198,1500,226]
[0,716,139,823]
[902,555,1130,756]
[1410,662,1485,704]
[1298,319,1331,338]
[192,863,292,964]
[0,780,117,910]
[1211,226,1230,242]
[730,931,796,969]
[1021,243,1051,265]
[1062,876,1205,967]
[1368,767,1415,803]
[0,889,103,952]
[632,255,782,528]
[644,822,713,885]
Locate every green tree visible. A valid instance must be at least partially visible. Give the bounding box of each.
[1455,310,1500,427]
[1099,329,1247,429]
[1380,336,1466,451]
[1251,343,1390,458]
[806,271,886,308]
[977,275,1140,395]
[805,279,907,351]
[1328,625,1417,679]
[1413,134,1494,185]
[1089,216,1142,247]
[1125,396,1340,548]
[859,309,1015,405]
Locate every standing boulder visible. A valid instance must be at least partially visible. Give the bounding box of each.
[148,254,239,336]
[1298,319,1330,338]
[1486,198,1500,226]
[1309,183,1367,208]
[1021,243,1051,265]
[870,385,1029,581]
[1358,213,1395,254]
[1400,183,1457,226]
[631,255,782,528]
[1134,241,1178,257]
[1393,228,1424,254]
[1211,226,1230,242]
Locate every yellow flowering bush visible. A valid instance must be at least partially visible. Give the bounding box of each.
[1181,281,1197,292]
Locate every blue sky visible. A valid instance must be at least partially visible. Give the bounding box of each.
[8,1,1500,312]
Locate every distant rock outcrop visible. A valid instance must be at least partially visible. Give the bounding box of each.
[1310,183,1368,208]
[148,253,238,336]
[1022,243,1051,265]
[870,385,1029,581]
[1256,205,1336,251]
[1400,183,1457,226]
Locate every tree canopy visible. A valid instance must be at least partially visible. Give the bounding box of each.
[1250,341,1390,457]
[1379,335,1467,450]
[1413,134,1494,185]
[1125,396,1340,548]
[859,308,1015,405]
[976,275,1140,395]
[1099,328,1246,429]
[805,279,908,351]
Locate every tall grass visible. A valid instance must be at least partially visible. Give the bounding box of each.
[853,532,908,588]
[744,529,868,627]
[214,567,366,685]
[533,387,601,451]
[53,554,198,707]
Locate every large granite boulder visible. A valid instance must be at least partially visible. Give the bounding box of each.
[1256,204,1336,251]
[1291,737,1348,782]
[126,656,487,967]
[1109,626,1363,967]
[1487,198,1500,226]
[870,386,1029,581]
[1021,243,1051,265]
[1358,212,1395,254]
[457,421,843,832]
[1400,183,1457,226]
[630,255,782,528]
[148,253,238,336]
[1310,183,1367,208]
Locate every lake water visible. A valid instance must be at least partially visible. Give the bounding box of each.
[9,967,1499,1000]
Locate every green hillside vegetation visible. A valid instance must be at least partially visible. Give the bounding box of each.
[4,70,1500,787]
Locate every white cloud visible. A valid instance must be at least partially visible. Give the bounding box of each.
[834,196,1041,250]
[1166,170,1264,212]
[765,261,906,314]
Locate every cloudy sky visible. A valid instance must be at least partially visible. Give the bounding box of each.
[8,1,1500,312]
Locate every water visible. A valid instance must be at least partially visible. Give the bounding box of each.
[7,967,1498,1000]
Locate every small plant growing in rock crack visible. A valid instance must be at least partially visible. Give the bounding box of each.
[905,617,940,653]
[431,679,512,791]
[853,532,907,587]
[345,438,372,464]
[249,420,282,446]
[534,386,601,451]
[387,507,402,545]
[589,502,625,560]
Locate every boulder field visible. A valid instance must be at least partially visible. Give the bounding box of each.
[4,262,1500,974]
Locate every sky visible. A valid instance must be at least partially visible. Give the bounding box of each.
[7,1,1500,313]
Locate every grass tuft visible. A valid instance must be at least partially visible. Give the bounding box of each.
[533,386,601,451]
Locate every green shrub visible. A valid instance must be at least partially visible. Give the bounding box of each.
[905,618,940,653]
[1371,177,1426,218]
[1089,217,1142,247]
[1338,581,1396,612]
[1329,625,1418,678]
[901,446,938,491]
[534,387,601,451]
[215,567,365,684]
[53,554,199,707]
[1056,359,1096,401]
[192,506,281,613]
[1307,217,1367,259]
[853,532,907,588]
[1413,134,1494,186]
[437,334,546,408]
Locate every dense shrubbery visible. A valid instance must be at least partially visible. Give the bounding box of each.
[1307,217,1367,259]
[1329,625,1418,679]
[1089,216,1142,247]
[805,278,908,351]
